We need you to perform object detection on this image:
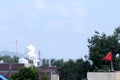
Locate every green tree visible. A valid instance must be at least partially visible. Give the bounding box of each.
[13,56,19,63]
[0,55,19,63]
[43,73,49,80]
[58,58,90,80]
[24,57,33,64]
[50,59,56,66]
[41,59,49,67]
[50,59,64,67]
[10,67,39,80]
[88,27,120,71]
[41,58,91,80]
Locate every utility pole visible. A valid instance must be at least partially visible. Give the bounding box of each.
[38,50,41,67]
[15,40,18,56]
[15,40,18,63]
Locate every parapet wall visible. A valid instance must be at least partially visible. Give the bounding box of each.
[0,64,24,78]
[87,71,120,80]
[0,64,24,71]
[0,64,59,80]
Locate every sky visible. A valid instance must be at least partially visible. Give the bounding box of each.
[0,0,120,60]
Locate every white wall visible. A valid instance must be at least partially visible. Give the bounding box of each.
[87,72,120,80]
[51,73,59,80]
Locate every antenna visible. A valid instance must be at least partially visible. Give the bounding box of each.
[38,50,41,67]
[15,40,18,63]
[15,40,18,57]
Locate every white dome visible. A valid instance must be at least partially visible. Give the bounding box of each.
[26,43,35,52]
[24,43,38,67]
[19,57,28,64]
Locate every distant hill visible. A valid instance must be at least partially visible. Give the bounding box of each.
[0,50,23,57]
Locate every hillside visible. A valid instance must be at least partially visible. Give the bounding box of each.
[0,50,23,57]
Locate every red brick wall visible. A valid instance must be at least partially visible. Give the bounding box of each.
[0,64,58,80]
[0,64,9,70]
[0,64,24,79]
[11,64,24,70]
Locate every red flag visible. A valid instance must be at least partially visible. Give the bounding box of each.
[103,52,112,61]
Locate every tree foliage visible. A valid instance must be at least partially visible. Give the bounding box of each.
[0,55,19,63]
[51,59,91,80]
[41,59,49,67]
[88,27,120,71]
[10,67,39,80]
[43,73,49,80]
[41,58,91,80]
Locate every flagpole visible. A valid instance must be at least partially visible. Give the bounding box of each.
[111,60,114,71]
[103,52,113,71]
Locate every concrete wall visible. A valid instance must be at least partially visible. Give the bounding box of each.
[87,71,120,80]
[51,73,59,80]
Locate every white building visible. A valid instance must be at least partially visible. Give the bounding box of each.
[19,43,39,67]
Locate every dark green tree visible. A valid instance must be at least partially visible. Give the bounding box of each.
[43,73,49,80]
[58,58,90,80]
[41,59,49,67]
[0,55,19,63]
[50,59,56,66]
[51,59,64,67]
[10,67,39,80]
[88,27,120,71]
[41,58,91,80]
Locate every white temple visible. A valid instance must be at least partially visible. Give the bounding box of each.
[19,43,39,67]
[19,57,28,64]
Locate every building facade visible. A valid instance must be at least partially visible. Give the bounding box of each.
[0,64,59,80]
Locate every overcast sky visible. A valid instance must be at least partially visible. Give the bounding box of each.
[0,0,120,60]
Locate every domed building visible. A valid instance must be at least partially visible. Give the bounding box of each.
[0,43,59,80]
[24,43,39,67]
[18,43,39,67]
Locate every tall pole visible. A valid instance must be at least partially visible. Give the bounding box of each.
[111,60,114,71]
[38,50,41,67]
[15,40,18,56]
[15,40,18,63]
